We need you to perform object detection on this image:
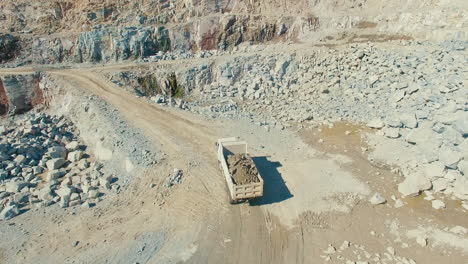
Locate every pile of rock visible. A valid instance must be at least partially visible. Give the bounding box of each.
[0,113,118,220]
[367,113,468,210]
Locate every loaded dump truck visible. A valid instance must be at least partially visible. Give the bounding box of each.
[217,138,264,204]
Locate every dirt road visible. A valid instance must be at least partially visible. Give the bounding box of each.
[0,65,466,263]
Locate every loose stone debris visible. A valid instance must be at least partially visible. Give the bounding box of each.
[166,169,183,187]
[0,113,118,220]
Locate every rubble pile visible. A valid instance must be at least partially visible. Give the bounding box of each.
[0,113,118,220]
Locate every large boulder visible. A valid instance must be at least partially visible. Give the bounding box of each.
[46,158,66,170]
[5,181,28,193]
[48,146,67,159]
[0,202,19,220]
[452,115,468,137]
[398,172,432,197]
[67,151,83,162]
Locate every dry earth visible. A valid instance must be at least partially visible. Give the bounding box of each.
[1,56,466,263]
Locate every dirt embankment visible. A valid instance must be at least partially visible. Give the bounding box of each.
[227,153,260,185]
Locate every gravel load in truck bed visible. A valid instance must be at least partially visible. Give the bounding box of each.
[227,153,260,185]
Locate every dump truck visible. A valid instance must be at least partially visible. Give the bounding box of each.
[217,138,264,204]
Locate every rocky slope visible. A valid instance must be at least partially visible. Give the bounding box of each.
[1,0,466,65]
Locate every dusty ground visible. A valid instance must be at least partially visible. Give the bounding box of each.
[0,50,467,263]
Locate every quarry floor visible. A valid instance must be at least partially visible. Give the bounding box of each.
[0,49,467,263]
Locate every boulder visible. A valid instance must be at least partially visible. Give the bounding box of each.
[70,193,80,201]
[384,127,400,138]
[458,160,468,176]
[405,127,435,145]
[59,195,70,208]
[46,170,65,181]
[398,172,431,197]
[46,158,66,170]
[33,166,45,175]
[13,155,26,165]
[369,193,386,205]
[55,186,74,198]
[398,178,420,197]
[452,115,468,137]
[431,200,446,209]
[424,162,446,178]
[0,203,19,220]
[439,148,463,169]
[367,119,384,129]
[67,151,84,162]
[38,187,54,201]
[48,146,67,159]
[400,113,418,128]
[432,178,449,192]
[413,172,432,191]
[65,141,80,151]
[87,190,99,199]
[449,226,467,235]
[5,181,28,193]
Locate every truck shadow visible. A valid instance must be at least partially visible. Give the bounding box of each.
[250,156,293,206]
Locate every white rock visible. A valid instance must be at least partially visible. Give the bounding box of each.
[400,113,418,128]
[386,247,395,255]
[0,203,19,220]
[431,200,446,209]
[452,115,468,136]
[340,241,350,250]
[67,151,84,162]
[65,141,80,151]
[444,170,462,181]
[405,127,433,144]
[384,127,400,138]
[87,190,99,199]
[439,148,463,169]
[452,179,468,200]
[432,178,449,192]
[13,155,26,165]
[46,158,66,170]
[5,181,28,193]
[60,194,70,208]
[48,146,67,159]
[324,244,336,254]
[403,171,432,192]
[367,119,385,129]
[70,193,80,201]
[398,177,420,197]
[416,236,427,247]
[393,90,405,102]
[449,226,467,235]
[424,162,446,179]
[55,187,74,198]
[46,170,65,181]
[394,199,404,208]
[423,191,435,201]
[370,193,386,205]
[458,160,468,176]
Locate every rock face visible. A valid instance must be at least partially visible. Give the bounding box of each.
[0,74,43,115]
[74,27,171,63]
[1,0,466,65]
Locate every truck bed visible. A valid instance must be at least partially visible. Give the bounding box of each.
[217,138,264,202]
